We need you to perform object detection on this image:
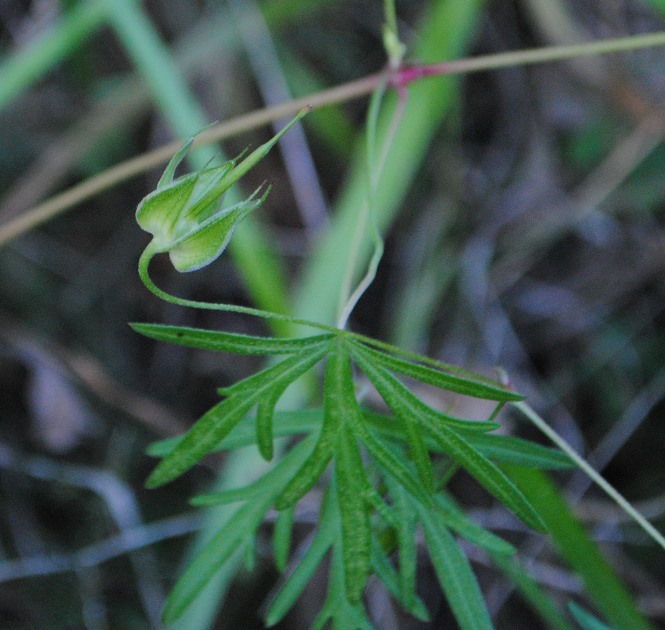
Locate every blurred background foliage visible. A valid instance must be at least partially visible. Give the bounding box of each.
[1,0,665,628]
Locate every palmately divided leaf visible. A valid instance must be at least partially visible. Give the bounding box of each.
[189,480,265,506]
[350,417,432,507]
[388,481,422,618]
[219,342,329,398]
[256,393,281,461]
[362,481,399,530]
[266,487,337,626]
[274,424,335,510]
[357,408,572,470]
[351,341,522,402]
[225,341,330,461]
[370,540,430,622]
[146,390,256,488]
[319,539,375,630]
[425,422,546,532]
[400,410,435,492]
[273,505,295,572]
[254,352,323,460]
[147,404,570,476]
[130,323,334,355]
[146,409,325,458]
[146,344,328,488]
[321,340,372,601]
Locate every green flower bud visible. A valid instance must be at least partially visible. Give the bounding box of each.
[136,109,308,272]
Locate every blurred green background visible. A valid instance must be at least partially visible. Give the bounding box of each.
[1,0,665,628]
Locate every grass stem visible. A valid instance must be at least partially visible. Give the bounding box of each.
[3,31,665,246]
[515,401,665,553]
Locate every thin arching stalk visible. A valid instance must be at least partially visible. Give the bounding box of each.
[514,401,665,552]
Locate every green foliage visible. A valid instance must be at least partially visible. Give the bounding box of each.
[506,466,654,630]
[127,6,661,628]
[134,302,574,626]
[568,602,613,630]
[132,122,577,625]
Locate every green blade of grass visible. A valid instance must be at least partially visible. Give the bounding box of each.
[568,602,613,630]
[0,2,108,111]
[277,43,356,157]
[293,0,485,326]
[491,553,576,630]
[504,465,654,630]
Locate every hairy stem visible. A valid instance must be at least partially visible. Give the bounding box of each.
[138,244,512,388]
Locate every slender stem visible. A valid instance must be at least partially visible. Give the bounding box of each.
[138,244,310,328]
[4,31,665,247]
[394,31,665,87]
[514,401,665,553]
[138,244,510,386]
[0,73,381,248]
[336,81,388,327]
[337,78,400,329]
[383,0,398,35]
